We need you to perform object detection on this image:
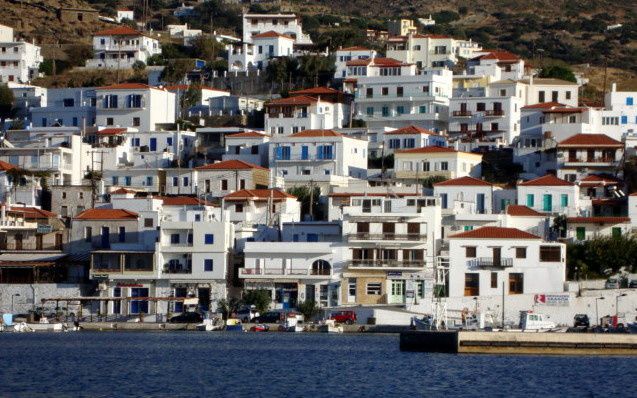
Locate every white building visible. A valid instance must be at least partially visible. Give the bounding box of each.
[166,24,202,46]
[195,159,271,198]
[222,131,270,167]
[394,146,483,181]
[517,174,580,215]
[86,26,161,69]
[241,13,312,44]
[447,226,566,298]
[354,68,453,131]
[116,8,134,23]
[382,125,447,155]
[465,50,525,81]
[228,31,294,71]
[566,216,630,242]
[223,188,300,228]
[29,87,96,128]
[334,46,377,79]
[95,83,176,131]
[433,176,498,214]
[265,92,349,136]
[269,129,368,191]
[0,24,42,83]
[556,134,624,182]
[386,34,482,69]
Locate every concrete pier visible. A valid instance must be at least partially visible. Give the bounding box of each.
[400,331,637,355]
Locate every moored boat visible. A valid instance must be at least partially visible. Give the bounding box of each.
[225,318,244,332]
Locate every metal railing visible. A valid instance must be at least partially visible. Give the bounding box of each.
[348,260,426,268]
[163,265,192,274]
[470,257,513,268]
[484,110,504,116]
[347,233,426,241]
[0,243,63,251]
[239,268,331,276]
[452,110,472,117]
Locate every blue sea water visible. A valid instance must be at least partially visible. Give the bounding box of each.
[0,331,635,397]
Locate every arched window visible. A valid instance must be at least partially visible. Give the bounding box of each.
[311,260,331,276]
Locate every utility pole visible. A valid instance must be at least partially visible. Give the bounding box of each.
[308,180,314,221]
[501,280,505,328]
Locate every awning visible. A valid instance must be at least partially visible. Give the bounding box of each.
[0,253,66,267]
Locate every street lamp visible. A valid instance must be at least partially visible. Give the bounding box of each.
[595,296,605,326]
[11,293,20,313]
[616,293,627,318]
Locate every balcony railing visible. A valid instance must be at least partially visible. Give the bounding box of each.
[348,260,426,268]
[347,233,426,241]
[484,110,504,117]
[566,157,616,163]
[0,243,63,251]
[470,257,513,268]
[163,264,192,274]
[240,268,331,276]
[452,110,472,117]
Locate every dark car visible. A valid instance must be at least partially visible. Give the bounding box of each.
[330,310,357,325]
[169,312,203,324]
[253,311,284,324]
[573,314,590,328]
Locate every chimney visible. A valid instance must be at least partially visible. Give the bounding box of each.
[611,83,616,92]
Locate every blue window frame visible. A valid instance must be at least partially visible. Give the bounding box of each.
[621,116,628,124]
[404,138,415,148]
[389,139,400,149]
[72,117,78,126]
[187,233,193,244]
[301,146,309,160]
[42,118,47,126]
[112,176,119,185]
[146,176,153,186]
[307,233,319,242]
[382,106,390,117]
[627,97,634,106]
[171,234,180,244]
[526,194,534,207]
[204,234,214,244]
[440,193,448,209]
[133,138,140,147]
[183,177,189,186]
[204,259,213,271]
[561,194,568,207]
[124,176,132,186]
[366,107,374,116]
[275,146,291,160]
[130,288,149,314]
[167,137,173,146]
[317,145,333,160]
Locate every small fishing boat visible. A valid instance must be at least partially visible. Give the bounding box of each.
[249,324,269,332]
[196,316,224,332]
[14,318,67,332]
[225,318,244,332]
[317,319,343,333]
[281,314,304,332]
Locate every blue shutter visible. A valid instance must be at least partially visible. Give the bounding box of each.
[621,116,628,125]
[275,146,283,160]
[301,146,308,160]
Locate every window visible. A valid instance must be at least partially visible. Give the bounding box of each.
[627,97,634,106]
[145,176,153,186]
[440,161,448,171]
[576,227,585,241]
[235,203,244,213]
[551,91,559,102]
[204,259,213,272]
[118,227,126,242]
[440,193,448,209]
[366,88,373,98]
[466,246,477,258]
[106,117,114,126]
[509,273,524,294]
[366,283,382,295]
[516,247,526,259]
[566,91,572,100]
[542,194,552,212]
[382,87,389,96]
[171,234,180,244]
[560,194,568,208]
[366,107,374,116]
[204,234,214,244]
[103,94,118,109]
[221,180,228,190]
[62,192,67,199]
[540,246,561,262]
[538,91,545,103]
[491,272,498,289]
[84,227,92,242]
[183,177,189,187]
[144,218,153,228]
[419,105,427,114]
[172,176,179,187]
[112,176,119,185]
[382,106,389,117]
[317,145,333,160]
[397,87,403,97]
[240,179,246,189]
[275,146,291,160]
[396,106,405,115]
[133,117,140,127]
[464,273,479,296]
[526,194,534,207]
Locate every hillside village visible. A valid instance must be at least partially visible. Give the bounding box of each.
[0,6,637,327]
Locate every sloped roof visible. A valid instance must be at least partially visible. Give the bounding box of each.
[265,95,329,106]
[0,160,17,171]
[558,134,623,148]
[434,176,493,187]
[224,189,296,201]
[164,85,229,93]
[195,159,268,171]
[518,175,574,186]
[288,129,343,138]
[94,26,145,37]
[346,57,404,67]
[521,102,566,110]
[579,175,620,186]
[339,46,372,51]
[385,125,439,136]
[75,208,138,220]
[506,205,545,217]
[449,226,541,239]
[566,217,630,224]
[7,206,57,219]
[96,128,127,136]
[252,31,294,40]
[111,188,137,194]
[225,131,270,139]
[289,87,344,96]
[473,50,520,62]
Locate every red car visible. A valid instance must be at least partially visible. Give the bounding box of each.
[329,311,357,325]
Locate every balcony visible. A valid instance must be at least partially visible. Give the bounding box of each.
[163,263,192,274]
[239,268,331,278]
[566,157,616,164]
[452,110,472,117]
[484,110,504,117]
[469,257,513,268]
[347,259,427,269]
[0,242,63,251]
[347,233,426,241]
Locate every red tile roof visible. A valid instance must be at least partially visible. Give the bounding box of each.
[252,31,294,40]
[265,95,330,106]
[385,125,439,136]
[566,217,630,224]
[111,188,136,194]
[225,131,270,139]
[579,175,620,186]
[395,146,470,155]
[196,159,268,171]
[346,57,404,67]
[558,134,623,148]
[339,46,372,51]
[474,50,520,62]
[94,26,145,37]
[450,226,541,239]
[97,128,127,136]
[518,174,574,186]
[288,129,343,138]
[0,160,16,171]
[159,196,206,206]
[542,107,586,114]
[434,176,492,187]
[289,87,344,96]
[224,189,296,201]
[7,206,57,219]
[521,102,566,110]
[74,208,138,220]
[164,85,229,93]
[506,205,545,217]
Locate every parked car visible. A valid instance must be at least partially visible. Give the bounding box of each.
[573,314,590,328]
[329,310,357,325]
[629,280,637,289]
[253,311,284,324]
[169,312,203,324]
[605,277,620,289]
[237,306,260,323]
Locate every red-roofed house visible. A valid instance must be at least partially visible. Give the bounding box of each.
[383,125,448,154]
[195,159,271,198]
[95,83,175,132]
[433,176,496,214]
[566,216,631,241]
[223,130,270,167]
[228,30,295,72]
[448,226,565,297]
[517,175,580,214]
[556,133,623,182]
[270,130,368,191]
[265,94,349,136]
[394,146,483,181]
[87,26,160,69]
[467,50,525,80]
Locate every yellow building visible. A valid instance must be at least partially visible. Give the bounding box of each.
[394,146,483,181]
[387,19,418,37]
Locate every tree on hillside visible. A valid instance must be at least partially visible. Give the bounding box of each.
[538,65,577,83]
[288,185,323,221]
[0,84,15,130]
[566,236,637,279]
